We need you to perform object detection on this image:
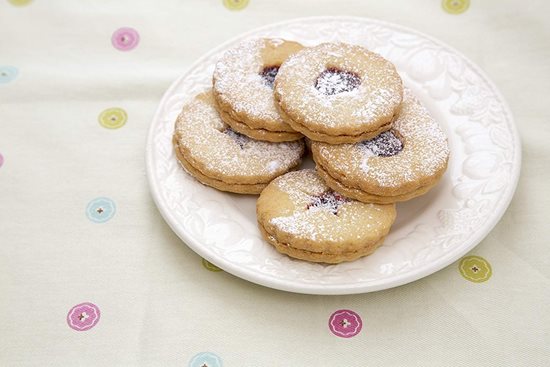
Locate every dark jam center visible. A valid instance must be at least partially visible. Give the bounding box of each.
[315,68,361,95]
[307,190,348,215]
[361,131,403,157]
[260,65,280,88]
[223,128,249,149]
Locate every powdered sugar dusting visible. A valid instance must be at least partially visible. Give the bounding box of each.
[275,42,403,132]
[360,131,403,157]
[307,190,349,214]
[267,160,281,173]
[269,38,285,47]
[359,150,375,174]
[260,66,279,88]
[213,38,298,128]
[313,89,449,191]
[174,91,304,180]
[267,170,393,243]
[315,68,361,95]
[352,88,400,122]
[223,128,249,148]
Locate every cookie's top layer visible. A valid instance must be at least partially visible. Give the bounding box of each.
[274,42,403,137]
[312,89,449,195]
[213,38,303,132]
[173,90,304,185]
[257,169,396,251]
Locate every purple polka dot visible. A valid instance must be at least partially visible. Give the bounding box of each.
[67,302,100,331]
[111,27,140,51]
[0,153,4,168]
[328,309,363,338]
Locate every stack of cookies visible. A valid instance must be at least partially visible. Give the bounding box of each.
[173,38,450,264]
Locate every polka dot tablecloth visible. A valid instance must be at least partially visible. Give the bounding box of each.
[1,1,549,366]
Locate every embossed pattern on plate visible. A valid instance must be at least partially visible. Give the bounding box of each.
[146,17,520,294]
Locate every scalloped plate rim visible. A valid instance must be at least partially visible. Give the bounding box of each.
[145,16,521,295]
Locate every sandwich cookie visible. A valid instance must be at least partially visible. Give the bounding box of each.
[213,38,304,142]
[312,89,450,203]
[173,90,305,194]
[257,169,396,263]
[274,42,403,144]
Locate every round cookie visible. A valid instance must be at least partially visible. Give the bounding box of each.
[213,38,304,142]
[274,42,403,144]
[257,169,396,264]
[311,89,450,204]
[173,90,305,194]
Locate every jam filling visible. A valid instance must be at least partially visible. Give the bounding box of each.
[223,128,249,149]
[307,190,349,215]
[360,131,403,157]
[260,66,280,88]
[315,68,361,95]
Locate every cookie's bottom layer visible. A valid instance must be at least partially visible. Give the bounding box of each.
[173,136,266,195]
[258,221,385,264]
[218,106,303,143]
[277,102,394,144]
[316,163,436,204]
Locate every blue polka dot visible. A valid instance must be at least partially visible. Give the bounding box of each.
[0,66,19,84]
[86,197,116,223]
[189,352,222,367]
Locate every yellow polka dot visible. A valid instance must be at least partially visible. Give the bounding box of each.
[459,255,492,283]
[98,108,127,129]
[442,0,469,14]
[202,258,223,272]
[7,0,33,6]
[223,0,249,11]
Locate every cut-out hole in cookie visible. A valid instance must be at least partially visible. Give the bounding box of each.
[223,128,250,149]
[315,68,361,95]
[260,65,280,88]
[360,130,403,157]
[307,190,349,215]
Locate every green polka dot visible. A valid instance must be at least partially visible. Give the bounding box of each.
[98,108,127,129]
[223,0,249,11]
[202,258,223,272]
[459,255,492,283]
[7,0,33,6]
[442,0,470,14]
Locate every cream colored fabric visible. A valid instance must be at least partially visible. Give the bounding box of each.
[1,0,549,366]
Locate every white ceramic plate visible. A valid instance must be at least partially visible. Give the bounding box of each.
[146,17,521,295]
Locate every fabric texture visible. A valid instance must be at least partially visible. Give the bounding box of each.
[1,0,549,366]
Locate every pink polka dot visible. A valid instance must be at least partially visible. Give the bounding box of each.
[0,153,4,168]
[67,302,100,331]
[111,27,140,51]
[328,309,362,338]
